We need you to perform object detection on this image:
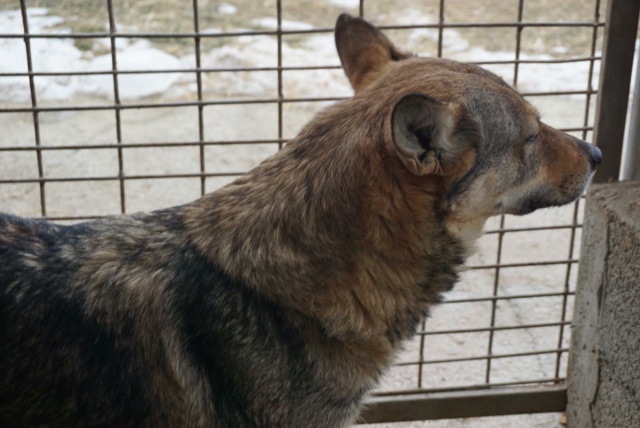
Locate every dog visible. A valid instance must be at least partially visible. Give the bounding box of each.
[0,14,601,428]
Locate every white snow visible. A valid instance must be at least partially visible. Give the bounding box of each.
[408,28,470,53]
[80,41,183,100]
[404,11,602,95]
[251,17,314,31]
[0,9,85,101]
[0,8,625,104]
[326,0,360,9]
[217,3,238,15]
[0,8,184,101]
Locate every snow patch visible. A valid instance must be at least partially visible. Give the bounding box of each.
[0,8,620,104]
[0,8,184,101]
[217,3,237,15]
[0,9,86,101]
[404,11,603,95]
[195,32,351,98]
[552,46,568,54]
[251,17,314,31]
[80,42,183,100]
[326,0,360,8]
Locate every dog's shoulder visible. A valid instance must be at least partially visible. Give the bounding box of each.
[0,208,189,300]
[0,213,66,281]
[0,212,62,244]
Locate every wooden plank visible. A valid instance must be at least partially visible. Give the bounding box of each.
[358,386,567,424]
[592,0,640,182]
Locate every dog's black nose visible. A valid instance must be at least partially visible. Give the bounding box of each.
[573,138,602,170]
[589,145,602,169]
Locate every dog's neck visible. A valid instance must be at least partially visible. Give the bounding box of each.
[182,106,465,344]
[444,216,487,259]
[183,127,366,314]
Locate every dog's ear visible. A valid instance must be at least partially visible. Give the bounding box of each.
[335,13,411,92]
[391,94,460,176]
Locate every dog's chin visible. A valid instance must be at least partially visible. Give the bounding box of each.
[501,193,582,216]
[508,202,548,216]
[497,201,545,216]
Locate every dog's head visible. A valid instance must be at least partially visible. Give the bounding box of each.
[335,14,601,239]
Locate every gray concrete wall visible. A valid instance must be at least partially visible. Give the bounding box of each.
[568,181,640,428]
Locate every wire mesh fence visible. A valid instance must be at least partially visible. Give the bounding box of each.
[0,0,611,422]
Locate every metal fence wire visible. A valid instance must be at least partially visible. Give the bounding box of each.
[0,0,632,424]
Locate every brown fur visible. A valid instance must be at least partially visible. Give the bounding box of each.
[0,14,601,427]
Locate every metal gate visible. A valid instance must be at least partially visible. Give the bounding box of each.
[0,0,636,424]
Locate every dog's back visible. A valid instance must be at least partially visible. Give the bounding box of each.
[0,213,166,426]
[0,212,363,427]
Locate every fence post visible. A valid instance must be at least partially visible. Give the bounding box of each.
[622,43,640,180]
[592,0,640,183]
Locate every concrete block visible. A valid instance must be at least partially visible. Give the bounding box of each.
[567,182,640,428]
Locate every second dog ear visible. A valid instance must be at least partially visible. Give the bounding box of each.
[335,14,411,92]
[391,94,457,176]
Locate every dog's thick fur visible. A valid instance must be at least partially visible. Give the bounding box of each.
[0,14,601,427]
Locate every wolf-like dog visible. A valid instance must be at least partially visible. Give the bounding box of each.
[0,14,601,428]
